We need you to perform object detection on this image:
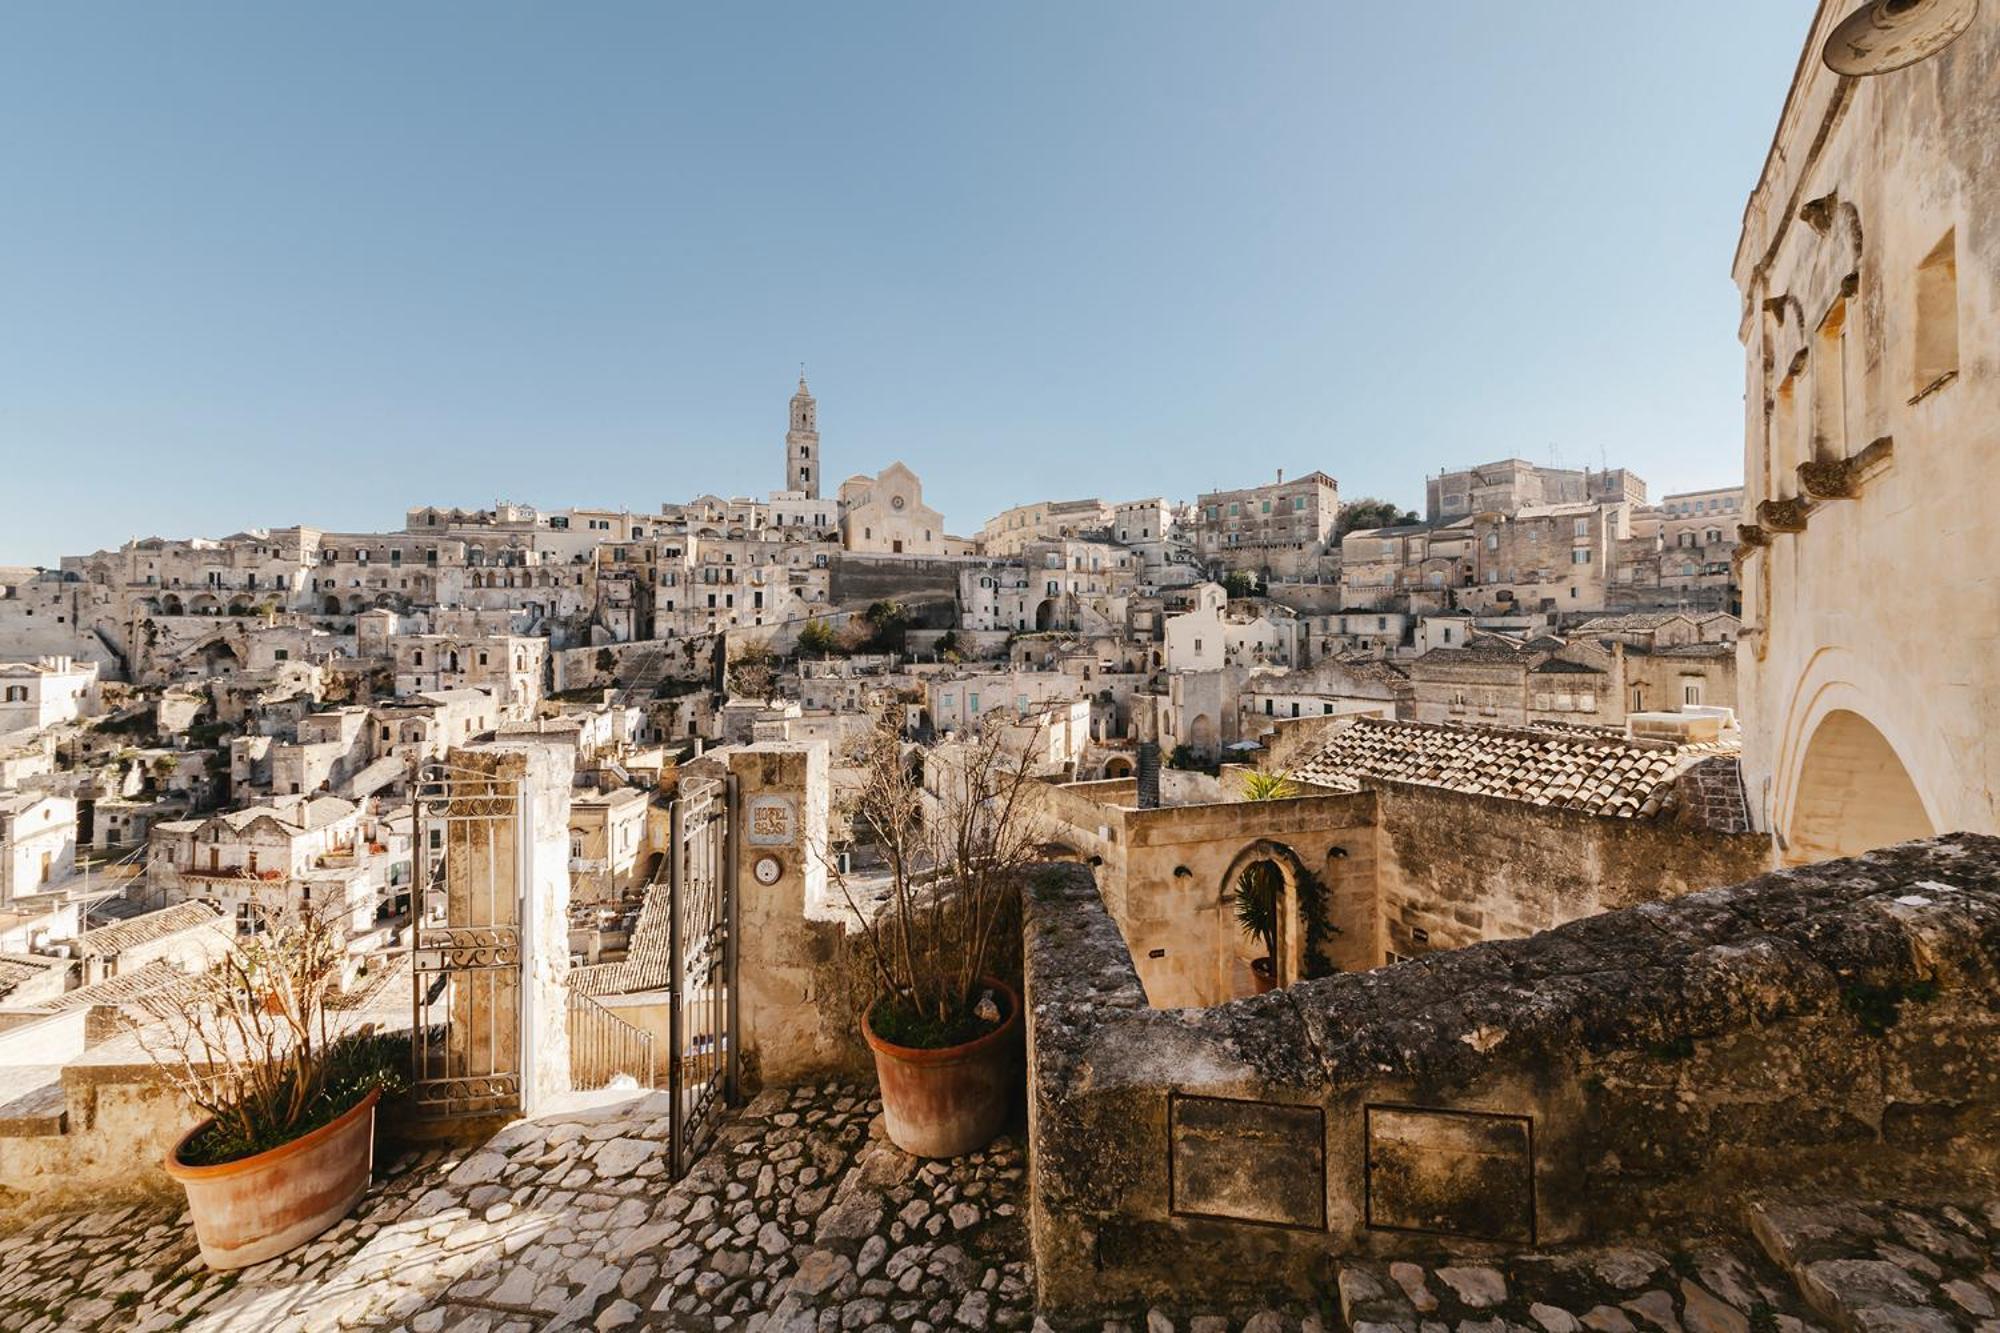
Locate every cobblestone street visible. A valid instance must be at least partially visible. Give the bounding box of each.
[1,1080,1995,1332]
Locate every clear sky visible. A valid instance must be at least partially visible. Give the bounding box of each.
[0,3,1811,566]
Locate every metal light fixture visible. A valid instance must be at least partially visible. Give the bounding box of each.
[1823,0,1979,76]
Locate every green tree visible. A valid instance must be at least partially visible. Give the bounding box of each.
[1336,498,1420,538]
[1222,571,1256,600]
[797,619,837,656]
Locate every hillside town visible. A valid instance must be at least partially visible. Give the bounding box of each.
[0,2,1996,1332]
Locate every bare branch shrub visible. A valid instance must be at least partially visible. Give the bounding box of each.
[824,708,1048,1041]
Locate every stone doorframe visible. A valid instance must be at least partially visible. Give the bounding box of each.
[1218,838,1310,990]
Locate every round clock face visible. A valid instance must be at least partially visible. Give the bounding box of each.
[753,855,783,885]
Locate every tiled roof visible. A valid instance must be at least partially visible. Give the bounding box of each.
[1290,716,1736,820]
[567,882,673,997]
[77,901,224,959]
[1529,658,1604,675]
[32,960,193,1013]
[0,954,68,1003]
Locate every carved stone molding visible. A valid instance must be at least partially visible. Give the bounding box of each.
[1799,457,1859,500]
[1798,436,1895,502]
[1736,524,1769,551]
[1757,496,1812,534]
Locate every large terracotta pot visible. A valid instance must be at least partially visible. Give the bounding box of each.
[864,978,1020,1158]
[1250,956,1278,994]
[164,1087,379,1270]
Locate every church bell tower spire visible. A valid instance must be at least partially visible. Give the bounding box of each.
[786,370,819,499]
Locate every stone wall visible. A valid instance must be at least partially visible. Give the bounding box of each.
[827,553,970,609]
[1370,781,1772,963]
[1025,836,2000,1316]
[725,742,875,1087]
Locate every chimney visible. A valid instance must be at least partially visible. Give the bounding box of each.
[1136,742,1161,809]
[1276,468,1284,485]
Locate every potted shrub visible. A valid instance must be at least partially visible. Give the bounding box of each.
[828,711,1045,1157]
[136,908,406,1270]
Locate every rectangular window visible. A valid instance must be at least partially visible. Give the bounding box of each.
[1914,229,1959,396]
[1571,548,1591,564]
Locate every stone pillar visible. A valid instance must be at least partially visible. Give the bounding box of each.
[441,739,574,1115]
[725,740,862,1087]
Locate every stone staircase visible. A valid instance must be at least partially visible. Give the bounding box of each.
[1333,1198,2000,1332]
[615,645,668,708]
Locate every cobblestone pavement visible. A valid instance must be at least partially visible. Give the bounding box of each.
[0,1081,1033,1333]
[0,1083,1992,1332]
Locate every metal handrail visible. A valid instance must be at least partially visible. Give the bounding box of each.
[566,986,657,1091]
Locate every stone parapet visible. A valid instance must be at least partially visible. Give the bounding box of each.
[1025,835,2000,1316]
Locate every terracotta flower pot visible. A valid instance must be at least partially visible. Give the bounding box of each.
[864,977,1020,1159]
[164,1087,379,1270]
[1251,956,1278,994]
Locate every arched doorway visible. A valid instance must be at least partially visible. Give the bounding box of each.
[1786,709,1935,864]
[1217,839,1314,1000]
[1103,755,1134,779]
[1034,598,1059,631]
[1186,713,1217,759]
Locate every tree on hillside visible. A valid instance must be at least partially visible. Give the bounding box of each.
[1336,498,1420,537]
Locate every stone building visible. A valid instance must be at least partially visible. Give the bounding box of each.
[392,634,546,721]
[838,463,948,557]
[0,657,98,735]
[1193,470,1340,581]
[1733,0,1998,861]
[784,374,820,499]
[1425,457,1646,522]
[0,793,76,904]
[976,498,1111,558]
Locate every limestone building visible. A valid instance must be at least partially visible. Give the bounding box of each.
[838,463,947,557]
[785,374,820,499]
[1425,458,1646,522]
[1733,0,1998,861]
[1193,470,1339,581]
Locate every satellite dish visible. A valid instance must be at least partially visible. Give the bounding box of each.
[1822,0,1980,75]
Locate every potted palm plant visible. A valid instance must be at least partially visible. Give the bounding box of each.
[828,710,1045,1157]
[1231,771,1334,992]
[137,907,406,1269]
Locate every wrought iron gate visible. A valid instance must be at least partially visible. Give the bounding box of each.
[667,773,737,1177]
[409,761,525,1121]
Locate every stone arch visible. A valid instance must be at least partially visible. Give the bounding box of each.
[1034,598,1059,631]
[1786,709,1936,864]
[1217,839,1311,995]
[1185,713,1217,758]
[1103,755,1135,779]
[322,595,342,615]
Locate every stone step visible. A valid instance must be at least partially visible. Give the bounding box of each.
[1335,1245,1827,1333]
[1745,1198,2000,1332]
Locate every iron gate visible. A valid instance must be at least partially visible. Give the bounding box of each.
[409,761,525,1121]
[666,773,737,1176]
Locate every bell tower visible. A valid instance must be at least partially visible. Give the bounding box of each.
[786,373,819,499]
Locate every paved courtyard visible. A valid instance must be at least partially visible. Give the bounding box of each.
[0,1081,1994,1332]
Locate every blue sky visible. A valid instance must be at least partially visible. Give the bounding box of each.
[0,3,1809,565]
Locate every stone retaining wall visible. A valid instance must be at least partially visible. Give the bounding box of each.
[1024,836,2000,1316]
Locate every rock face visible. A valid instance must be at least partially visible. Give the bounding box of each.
[1025,837,2000,1317]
